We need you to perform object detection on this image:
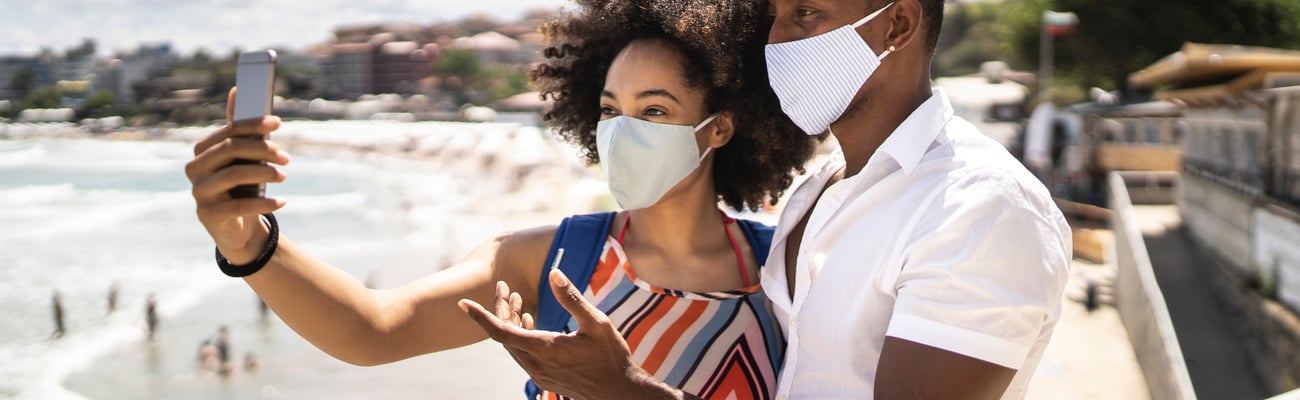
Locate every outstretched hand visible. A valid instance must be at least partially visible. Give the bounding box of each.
[460,269,688,400]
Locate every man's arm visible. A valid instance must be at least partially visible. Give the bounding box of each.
[461,269,703,400]
[876,337,1017,399]
[876,173,1070,399]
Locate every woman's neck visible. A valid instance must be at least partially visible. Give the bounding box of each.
[625,170,728,257]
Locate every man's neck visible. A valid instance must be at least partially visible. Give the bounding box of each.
[829,81,933,178]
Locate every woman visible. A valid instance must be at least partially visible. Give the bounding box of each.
[184,0,814,398]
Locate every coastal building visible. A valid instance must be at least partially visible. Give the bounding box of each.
[370,35,437,96]
[58,39,97,83]
[0,40,97,102]
[96,43,178,104]
[319,30,440,99]
[320,43,373,99]
[0,51,58,100]
[1126,42,1300,395]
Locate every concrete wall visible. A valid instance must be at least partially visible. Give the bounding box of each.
[1177,172,1255,271]
[1178,173,1300,393]
[1109,172,1198,400]
[1257,205,1300,311]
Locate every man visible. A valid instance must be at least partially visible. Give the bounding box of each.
[462,0,1070,398]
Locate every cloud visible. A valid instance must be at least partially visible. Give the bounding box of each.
[0,0,569,56]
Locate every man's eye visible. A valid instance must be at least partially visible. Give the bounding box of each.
[795,8,816,18]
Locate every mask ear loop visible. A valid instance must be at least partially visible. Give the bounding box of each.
[852,2,897,59]
[694,114,720,161]
[880,44,896,59]
[851,2,895,28]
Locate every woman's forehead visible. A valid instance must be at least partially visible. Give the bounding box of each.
[604,39,696,94]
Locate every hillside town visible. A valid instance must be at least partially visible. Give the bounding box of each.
[0,9,557,125]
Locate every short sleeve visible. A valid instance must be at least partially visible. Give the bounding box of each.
[884,171,1071,369]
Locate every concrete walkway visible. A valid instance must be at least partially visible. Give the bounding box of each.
[1025,259,1149,399]
[1135,205,1270,399]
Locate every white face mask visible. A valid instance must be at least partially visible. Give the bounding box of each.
[596,114,717,210]
[765,2,895,135]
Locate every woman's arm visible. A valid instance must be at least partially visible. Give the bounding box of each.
[243,226,550,366]
[187,89,549,366]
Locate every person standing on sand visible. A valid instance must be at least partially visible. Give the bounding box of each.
[52,291,66,338]
[107,282,118,315]
[145,294,158,339]
[214,325,231,366]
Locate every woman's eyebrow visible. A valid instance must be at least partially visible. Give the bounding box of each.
[601,89,683,105]
[636,89,681,105]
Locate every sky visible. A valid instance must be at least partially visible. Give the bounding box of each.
[0,0,569,57]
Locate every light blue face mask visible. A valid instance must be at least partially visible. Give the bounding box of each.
[596,114,717,210]
[766,2,895,135]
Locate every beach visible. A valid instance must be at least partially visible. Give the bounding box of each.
[0,121,604,400]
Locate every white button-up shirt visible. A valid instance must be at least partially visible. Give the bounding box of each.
[763,89,1071,399]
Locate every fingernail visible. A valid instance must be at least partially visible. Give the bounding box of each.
[550,270,568,288]
[273,198,287,208]
[457,299,469,312]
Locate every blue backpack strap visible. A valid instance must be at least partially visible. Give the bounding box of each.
[525,211,616,399]
[735,218,775,267]
[535,211,616,332]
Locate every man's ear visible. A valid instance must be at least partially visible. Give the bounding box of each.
[883,0,923,53]
[707,111,736,149]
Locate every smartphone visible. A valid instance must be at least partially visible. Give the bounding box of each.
[228,49,277,199]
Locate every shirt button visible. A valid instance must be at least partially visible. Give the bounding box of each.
[790,317,800,330]
[778,395,788,400]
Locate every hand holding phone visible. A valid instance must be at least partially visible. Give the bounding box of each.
[229,50,277,199]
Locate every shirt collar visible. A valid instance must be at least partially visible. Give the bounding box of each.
[871,88,954,175]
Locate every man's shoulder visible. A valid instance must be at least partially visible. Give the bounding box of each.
[911,119,1063,230]
[933,118,1049,200]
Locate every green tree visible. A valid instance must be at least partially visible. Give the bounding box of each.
[79,90,117,118]
[436,48,532,106]
[437,48,483,105]
[480,65,529,102]
[8,67,36,100]
[1002,0,1300,93]
[935,2,1015,77]
[22,86,62,109]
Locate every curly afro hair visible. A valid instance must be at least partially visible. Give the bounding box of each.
[531,0,818,211]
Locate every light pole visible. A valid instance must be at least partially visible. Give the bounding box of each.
[1039,11,1078,104]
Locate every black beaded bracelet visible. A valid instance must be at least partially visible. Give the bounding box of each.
[215,213,279,278]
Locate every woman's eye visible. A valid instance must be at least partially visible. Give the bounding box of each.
[600,106,618,116]
[795,8,816,18]
[643,108,666,117]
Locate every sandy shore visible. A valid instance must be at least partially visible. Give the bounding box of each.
[61,213,568,400]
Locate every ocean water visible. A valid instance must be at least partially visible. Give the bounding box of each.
[0,122,604,399]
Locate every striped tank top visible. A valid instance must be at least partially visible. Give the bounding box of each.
[543,216,786,400]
